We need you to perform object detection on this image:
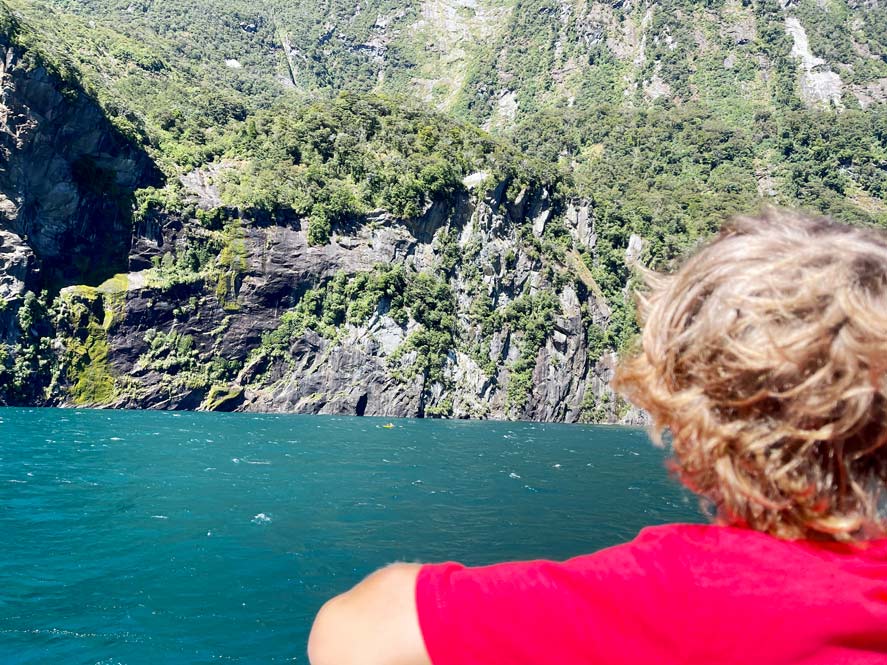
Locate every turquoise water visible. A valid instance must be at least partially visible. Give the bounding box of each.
[0,408,702,664]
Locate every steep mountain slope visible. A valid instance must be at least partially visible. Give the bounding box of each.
[0,12,613,419]
[0,0,884,420]
[0,5,159,341]
[2,81,627,421]
[43,0,887,116]
[21,0,887,234]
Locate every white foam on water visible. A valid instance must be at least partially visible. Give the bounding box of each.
[241,459,270,465]
[7,479,26,483]
[252,513,272,524]
[231,458,241,464]
[204,467,216,471]
[509,472,521,479]
[0,627,145,646]
[151,515,168,520]
[553,464,561,469]
[109,437,123,441]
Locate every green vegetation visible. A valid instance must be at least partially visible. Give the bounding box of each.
[2,0,886,420]
[391,272,457,386]
[793,0,887,85]
[137,329,241,394]
[0,292,55,403]
[255,265,458,408]
[3,0,270,164]
[8,0,884,257]
[259,265,406,360]
[68,329,115,405]
[215,219,248,309]
[54,287,120,405]
[579,390,609,424]
[425,397,454,418]
[583,313,608,363]
[202,384,243,411]
[134,185,191,223]
[215,93,554,234]
[503,291,559,413]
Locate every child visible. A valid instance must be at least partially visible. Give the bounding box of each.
[308,209,887,665]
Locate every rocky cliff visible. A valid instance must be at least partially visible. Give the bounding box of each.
[1,0,885,422]
[0,18,638,421]
[0,7,162,365]
[52,175,639,423]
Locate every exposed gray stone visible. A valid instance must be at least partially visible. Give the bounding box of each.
[785,17,844,108]
[0,227,31,342]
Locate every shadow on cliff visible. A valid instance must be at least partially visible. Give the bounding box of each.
[0,20,163,294]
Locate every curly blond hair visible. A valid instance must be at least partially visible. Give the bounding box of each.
[614,209,887,541]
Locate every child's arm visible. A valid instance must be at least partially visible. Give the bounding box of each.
[308,563,432,665]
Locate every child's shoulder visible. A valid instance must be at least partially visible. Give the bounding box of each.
[609,522,887,570]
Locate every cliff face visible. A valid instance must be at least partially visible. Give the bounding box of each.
[2,0,884,421]
[66,177,638,423]
[0,28,159,294]
[85,0,884,120]
[0,12,637,422]
[0,227,30,343]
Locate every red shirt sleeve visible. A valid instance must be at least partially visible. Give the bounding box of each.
[415,531,681,665]
[414,524,887,665]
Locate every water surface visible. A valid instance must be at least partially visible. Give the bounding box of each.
[0,408,701,663]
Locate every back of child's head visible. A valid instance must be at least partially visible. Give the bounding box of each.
[614,208,887,541]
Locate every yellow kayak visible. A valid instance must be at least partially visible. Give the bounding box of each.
[382,423,395,429]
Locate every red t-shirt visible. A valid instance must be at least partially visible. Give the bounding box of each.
[416,524,887,664]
